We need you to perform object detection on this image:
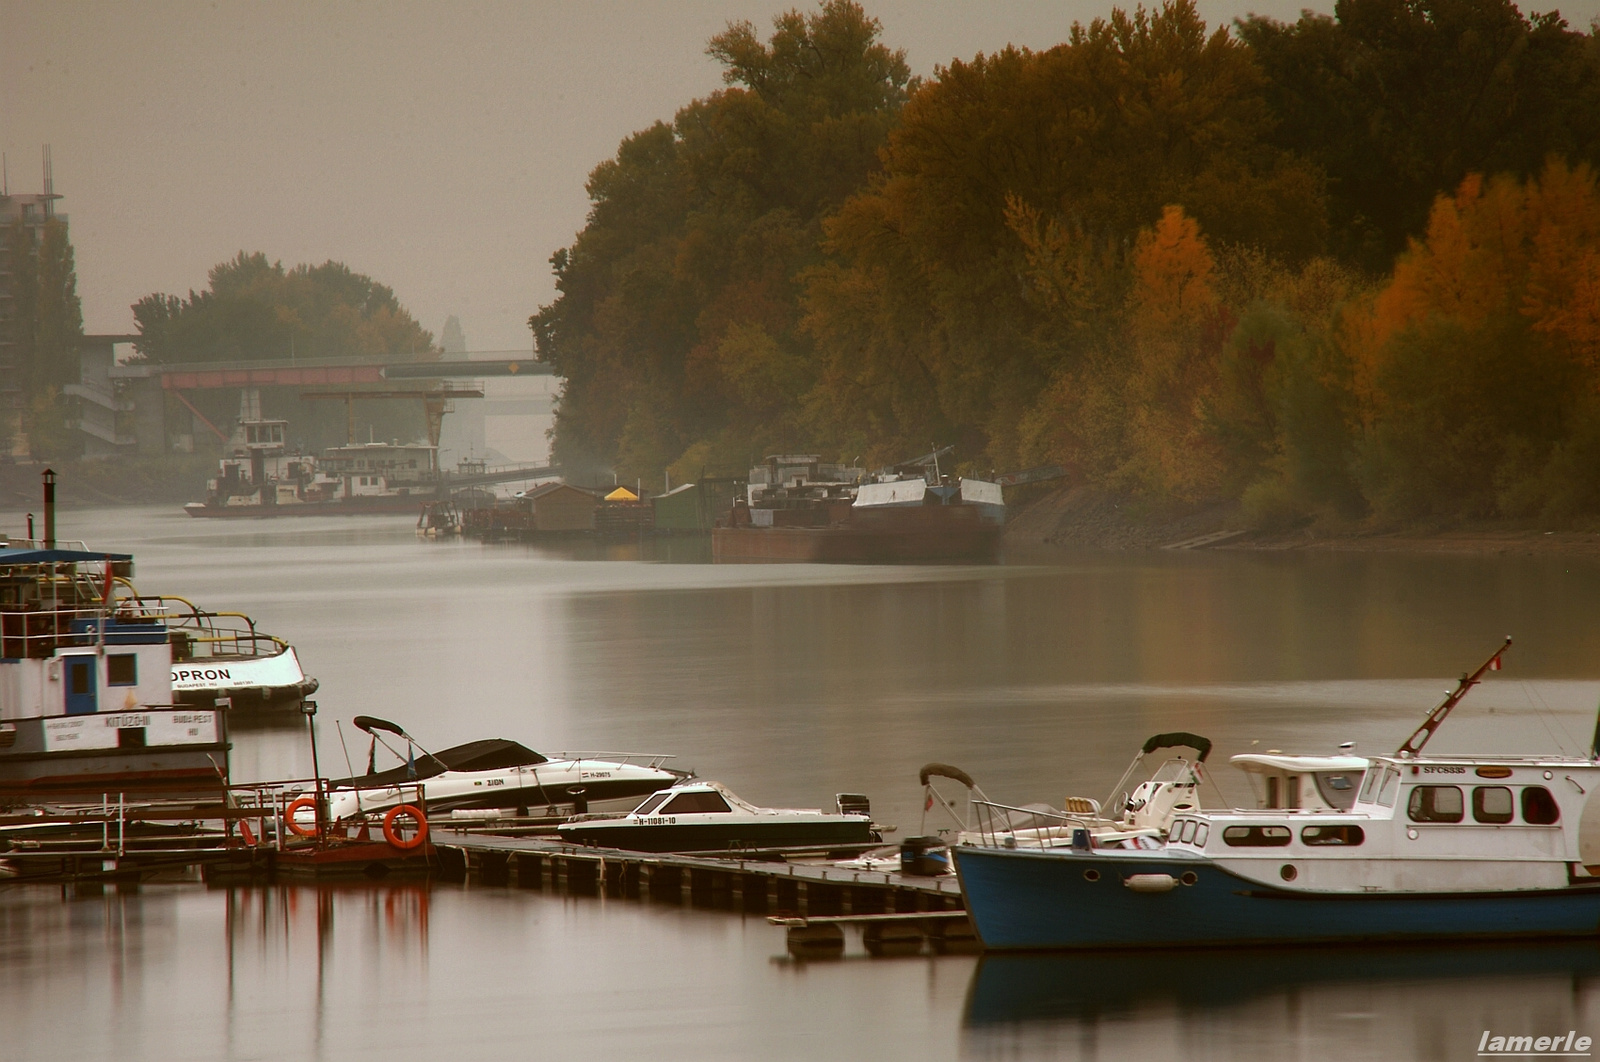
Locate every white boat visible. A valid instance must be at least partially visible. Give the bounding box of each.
[316,715,685,820]
[0,544,228,797]
[109,592,317,711]
[556,781,878,853]
[954,638,1600,949]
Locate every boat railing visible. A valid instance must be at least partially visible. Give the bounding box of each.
[966,798,1099,850]
[547,752,679,770]
[0,602,157,659]
[226,777,429,849]
[117,594,288,659]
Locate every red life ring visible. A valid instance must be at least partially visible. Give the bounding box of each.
[383,805,428,850]
[285,796,320,837]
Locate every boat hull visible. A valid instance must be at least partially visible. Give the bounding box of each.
[953,846,1600,950]
[558,818,875,852]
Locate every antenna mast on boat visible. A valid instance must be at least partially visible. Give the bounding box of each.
[1395,636,1512,758]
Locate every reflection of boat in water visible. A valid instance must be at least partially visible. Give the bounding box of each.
[964,941,1600,1025]
[317,715,685,820]
[556,781,878,853]
[956,640,1600,950]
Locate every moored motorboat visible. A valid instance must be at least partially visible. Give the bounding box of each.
[556,780,879,853]
[954,639,1600,949]
[316,715,686,821]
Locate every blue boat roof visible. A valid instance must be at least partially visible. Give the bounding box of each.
[0,548,132,564]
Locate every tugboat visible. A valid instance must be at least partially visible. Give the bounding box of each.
[0,542,228,797]
[953,639,1600,949]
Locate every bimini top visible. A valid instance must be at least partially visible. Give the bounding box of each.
[332,738,550,787]
[0,548,131,565]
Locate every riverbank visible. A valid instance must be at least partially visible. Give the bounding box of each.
[0,456,213,514]
[1004,486,1600,557]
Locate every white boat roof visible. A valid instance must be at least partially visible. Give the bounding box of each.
[1230,754,1369,774]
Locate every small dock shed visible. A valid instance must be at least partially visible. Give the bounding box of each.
[519,482,598,532]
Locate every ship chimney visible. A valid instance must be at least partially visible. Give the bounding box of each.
[41,468,56,549]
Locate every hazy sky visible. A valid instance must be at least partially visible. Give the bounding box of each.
[6,0,1600,352]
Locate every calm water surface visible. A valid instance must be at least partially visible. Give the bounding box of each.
[6,505,1600,1060]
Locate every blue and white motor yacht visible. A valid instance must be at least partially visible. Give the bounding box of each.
[954,639,1600,949]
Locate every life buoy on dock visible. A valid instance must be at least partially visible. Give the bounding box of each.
[383,805,428,850]
[285,796,320,837]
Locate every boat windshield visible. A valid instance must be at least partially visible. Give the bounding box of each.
[632,792,671,815]
[661,790,732,815]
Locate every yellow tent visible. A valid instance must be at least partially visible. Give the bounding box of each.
[604,486,639,502]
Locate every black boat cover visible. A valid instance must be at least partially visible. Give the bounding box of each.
[330,738,549,788]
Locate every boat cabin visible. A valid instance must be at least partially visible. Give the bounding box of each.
[1230,753,1368,811]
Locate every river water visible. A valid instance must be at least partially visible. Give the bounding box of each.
[7,505,1600,1060]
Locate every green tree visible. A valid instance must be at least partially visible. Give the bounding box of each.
[131,252,437,451]
[5,217,83,458]
[1240,0,1600,270]
[531,1,911,481]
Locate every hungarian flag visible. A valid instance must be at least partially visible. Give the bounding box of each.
[103,555,115,608]
[1489,655,1502,671]
[925,793,935,811]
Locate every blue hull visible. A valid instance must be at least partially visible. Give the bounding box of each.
[953,846,1600,950]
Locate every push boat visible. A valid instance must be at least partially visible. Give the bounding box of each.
[953,638,1600,949]
[0,545,229,797]
[313,715,686,821]
[556,781,879,854]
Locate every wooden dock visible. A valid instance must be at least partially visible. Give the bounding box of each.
[433,831,976,956]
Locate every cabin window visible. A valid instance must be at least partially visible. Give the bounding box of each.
[106,654,137,686]
[1301,824,1364,846]
[1194,823,1209,847]
[1315,771,1361,811]
[1358,768,1382,803]
[1222,825,1291,847]
[632,793,670,816]
[1522,786,1561,825]
[1376,767,1401,807]
[1180,820,1197,843]
[1472,786,1514,824]
[661,790,732,815]
[1407,785,1464,824]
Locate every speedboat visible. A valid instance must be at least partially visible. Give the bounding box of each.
[954,638,1600,949]
[317,716,686,820]
[917,732,1213,854]
[556,780,878,853]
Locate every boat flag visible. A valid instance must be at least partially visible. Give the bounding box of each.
[1490,655,1502,671]
[925,793,935,811]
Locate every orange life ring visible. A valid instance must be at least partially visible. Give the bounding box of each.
[383,804,428,850]
[285,796,320,837]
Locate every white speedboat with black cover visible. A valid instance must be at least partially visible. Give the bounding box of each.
[557,781,878,853]
[318,715,685,820]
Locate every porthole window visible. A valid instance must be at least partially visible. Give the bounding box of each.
[1522,786,1560,825]
[1180,820,1197,844]
[1472,786,1514,824]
